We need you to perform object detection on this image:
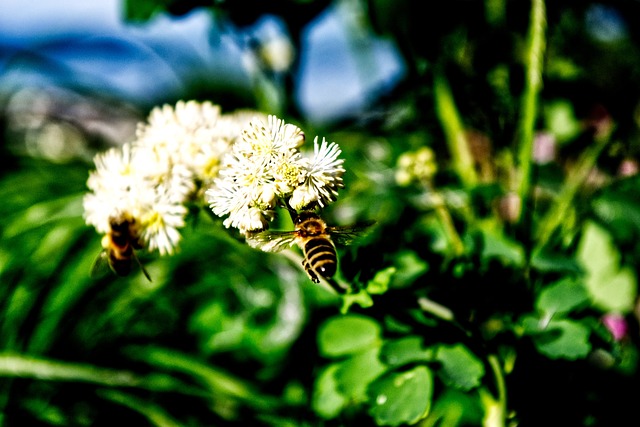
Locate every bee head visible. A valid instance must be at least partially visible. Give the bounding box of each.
[295,211,320,224]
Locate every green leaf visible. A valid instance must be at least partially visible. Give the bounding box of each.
[26,218,88,277]
[530,319,592,360]
[576,221,637,313]
[477,221,525,267]
[520,315,592,359]
[390,250,428,288]
[318,314,382,358]
[536,277,589,315]
[379,336,435,368]
[191,302,246,352]
[28,229,100,353]
[335,347,386,403]
[312,347,387,419]
[425,388,484,426]
[3,194,85,239]
[531,248,582,274]
[340,288,374,313]
[367,365,433,426]
[577,221,619,277]
[0,352,188,393]
[435,344,485,390]
[99,389,183,427]
[312,364,348,419]
[593,267,637,313]
[366,266,397,294]
[592,191,640,241]
[544,99,581,144]
[125,346,277,409]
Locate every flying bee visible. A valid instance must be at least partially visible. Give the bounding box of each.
[91,215,152,282]
[246,211,375,290]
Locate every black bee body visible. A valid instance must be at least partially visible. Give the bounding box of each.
[106,218,137,276]
[92,215,151,282]
[295,212,338,283]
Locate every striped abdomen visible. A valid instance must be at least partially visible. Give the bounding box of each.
[107,218,136,276]
[301,236,337,283]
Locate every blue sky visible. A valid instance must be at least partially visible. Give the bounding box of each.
[0,0,405,124]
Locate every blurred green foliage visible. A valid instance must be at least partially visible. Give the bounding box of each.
[2,0,640,426]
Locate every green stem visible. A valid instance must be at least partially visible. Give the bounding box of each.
[534,137,609,249]
[99,390,183,427]
[125,346,276,407]
[431,192,466,257]
[434,69,478,189]
[0,353,197,394]
[480,355,507,427]
[515,0,546,222]
[417,297,454,321]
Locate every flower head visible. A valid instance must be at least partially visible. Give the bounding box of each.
[290,137,345,211]
[395,146,437,187]
[206,115,345,233]
[135,100,266,192]
[84,100,266,258]
[83,141,191,257]
[602,313,628,342]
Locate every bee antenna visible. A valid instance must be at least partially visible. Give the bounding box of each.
[140,265,152,283]
[132,251,152,282]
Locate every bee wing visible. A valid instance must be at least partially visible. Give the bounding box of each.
[328,220,377,246]
[90,251,111,279]
[132,250,152,282]
[246,230,297,253]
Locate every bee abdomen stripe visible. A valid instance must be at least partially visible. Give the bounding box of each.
[304,238,335,252]
[303,238,337,279]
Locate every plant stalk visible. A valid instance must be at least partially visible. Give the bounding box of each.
[515,0,546,222]
[434,69,478,190]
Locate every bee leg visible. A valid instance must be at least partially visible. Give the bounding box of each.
[301,259,320,283]
[132,251,152,282]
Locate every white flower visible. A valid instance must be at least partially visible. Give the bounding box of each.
[207,178,247,218]
[207,115,346,232]
[135,100,264,190]
[235,115,304,165]
[227,205,274,234]
[84,100,273,259]
[290,137,344,210]
[84,143,190,256]
[207,115,307,232]
[137,185,188,256]
[288,184,317,211]
[83,143,148,233]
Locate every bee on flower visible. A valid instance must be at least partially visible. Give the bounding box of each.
[204,114,376,287]
[83,100,266,279]
[83,141,191,280]
[206,114,346,235]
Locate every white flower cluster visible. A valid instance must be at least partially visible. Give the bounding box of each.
[83,100,266,256]
[84,100,346,260]
[206,115,346,234]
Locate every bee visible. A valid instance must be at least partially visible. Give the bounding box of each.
[91,215,151,282]
[246,211,375,289]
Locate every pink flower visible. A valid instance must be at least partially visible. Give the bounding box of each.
[533,132,557,164]
[602,313,627,341]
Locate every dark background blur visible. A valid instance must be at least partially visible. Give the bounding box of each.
[2,1,640,426]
